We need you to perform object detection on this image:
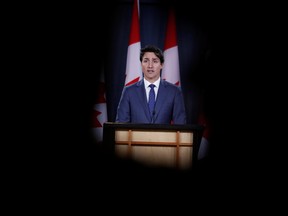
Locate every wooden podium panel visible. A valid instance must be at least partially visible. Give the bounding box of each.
[103,123,204,170]
[115,130,193,169]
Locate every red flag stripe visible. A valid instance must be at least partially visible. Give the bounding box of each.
[125,0,142,86]
[164,8,177,50]
[162,7,181,86]
[129,0,140,45]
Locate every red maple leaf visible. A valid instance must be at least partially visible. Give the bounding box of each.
[125,77,140,86]
[92,110,102,128]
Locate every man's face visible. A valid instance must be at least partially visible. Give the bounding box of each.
[141,52,163,82]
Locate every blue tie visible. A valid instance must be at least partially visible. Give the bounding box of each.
[148,84,156,118]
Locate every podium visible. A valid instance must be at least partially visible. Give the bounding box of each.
[103,122,204,170]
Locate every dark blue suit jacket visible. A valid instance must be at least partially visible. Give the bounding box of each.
[116,79,186,124]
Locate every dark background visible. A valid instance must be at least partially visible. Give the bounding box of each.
[40,0,254,180]
[20,0,284,211]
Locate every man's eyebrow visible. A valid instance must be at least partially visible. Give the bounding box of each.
[143,57,159,60]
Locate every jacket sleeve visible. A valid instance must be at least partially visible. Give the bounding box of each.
[115,87,131,123]
[172,88,187,124]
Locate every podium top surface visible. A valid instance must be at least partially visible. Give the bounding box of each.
[104,122,204,132]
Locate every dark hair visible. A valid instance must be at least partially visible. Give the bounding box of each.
[140,45,164,64]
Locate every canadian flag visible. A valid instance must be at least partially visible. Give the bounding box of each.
[91,69,108,143]
[161,7,181,86]
[162,7,180,126]
[162,6,210,159]
[124,0,142,86]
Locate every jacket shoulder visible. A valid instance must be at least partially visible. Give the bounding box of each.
[123,80,143,91]
[161,79,181,90]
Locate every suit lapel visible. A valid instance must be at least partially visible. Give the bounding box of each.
[154,80,167,121]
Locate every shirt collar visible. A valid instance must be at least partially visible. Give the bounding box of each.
[144,77,160,89]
